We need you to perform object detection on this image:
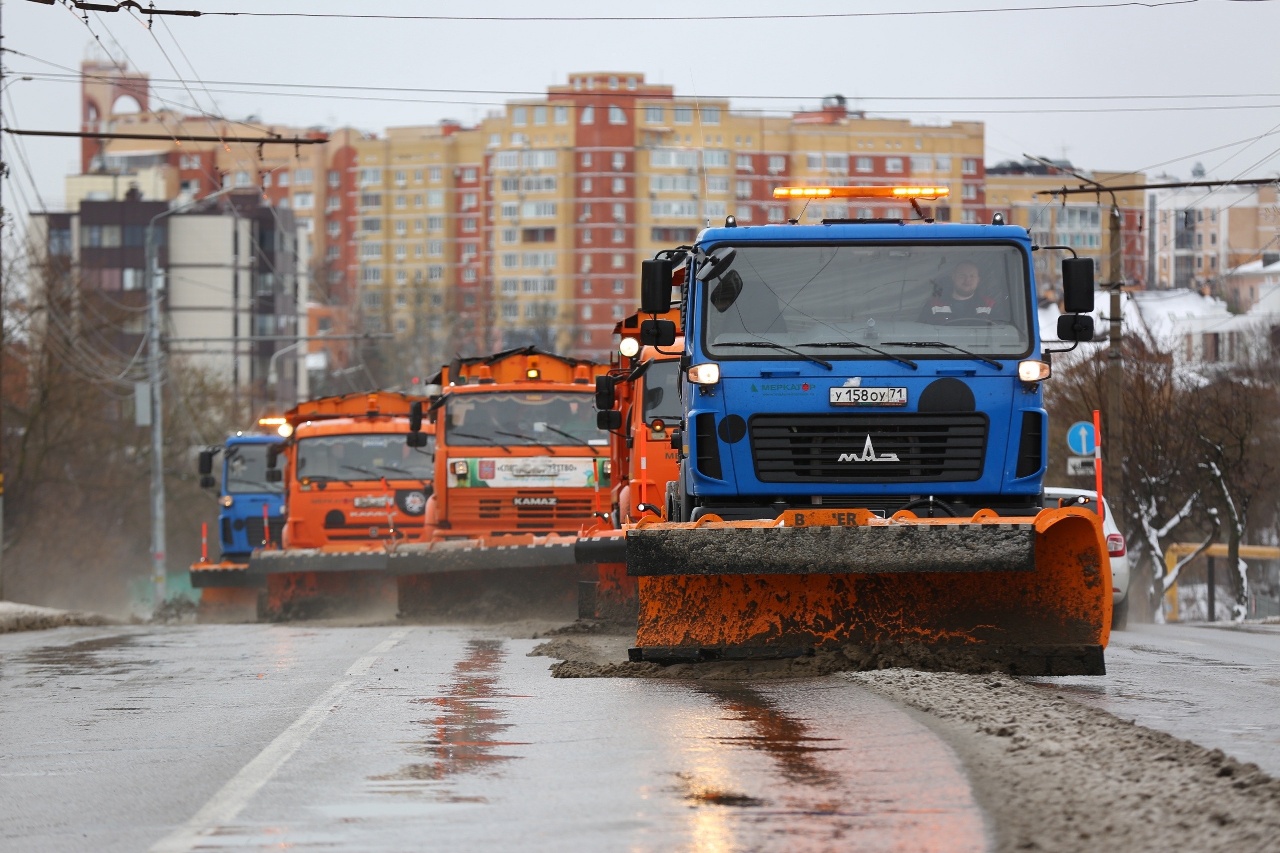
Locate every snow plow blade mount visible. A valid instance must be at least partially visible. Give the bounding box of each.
[629,508,1111,676]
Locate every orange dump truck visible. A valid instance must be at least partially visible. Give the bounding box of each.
[243,390,434,618]
[575,307,683,620]
[390,347,609,619]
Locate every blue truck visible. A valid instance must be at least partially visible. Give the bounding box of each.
[620,185,1112,674]
[191,432,285,615]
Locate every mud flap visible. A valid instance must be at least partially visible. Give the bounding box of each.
[628,508,1110,676]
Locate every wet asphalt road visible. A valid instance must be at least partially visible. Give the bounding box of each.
[1034,621,1280,776]
[0,624,984,853]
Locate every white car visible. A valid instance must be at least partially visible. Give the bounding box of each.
[1043,486,1132,630]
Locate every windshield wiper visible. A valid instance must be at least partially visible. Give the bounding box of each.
[448,431,512,453]
[799,341,918,370]
[228,477,273,489]
[881,341,1002,369]
[719,339,832,370]
[495,429,553,450]
[539,423,598,450]
[341,464,384,479]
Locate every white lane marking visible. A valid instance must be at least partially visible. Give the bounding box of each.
[150,628,411,853]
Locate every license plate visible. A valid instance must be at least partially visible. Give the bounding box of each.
[830,386,908,406]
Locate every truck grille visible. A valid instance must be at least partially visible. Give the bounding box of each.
[243,517,286,547]
[749,413,987,483]
[447,489,597,532]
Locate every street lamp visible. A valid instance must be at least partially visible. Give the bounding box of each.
[266,338,308,409]
[144,185,236,615]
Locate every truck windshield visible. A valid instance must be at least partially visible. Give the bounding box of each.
[699,243,1032,360]
[224,443,284,494]
[296,434,434,482]
[642,360,683,423]
[445,391,606,447]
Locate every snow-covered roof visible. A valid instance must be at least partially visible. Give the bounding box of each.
[1040,288,1278,347]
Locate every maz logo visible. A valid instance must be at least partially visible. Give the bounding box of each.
[838,436,899,463]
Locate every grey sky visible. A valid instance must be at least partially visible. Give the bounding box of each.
[4,0,1280,224]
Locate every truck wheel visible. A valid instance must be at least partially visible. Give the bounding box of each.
[1111,594,1130,631]
[665,480,681,522]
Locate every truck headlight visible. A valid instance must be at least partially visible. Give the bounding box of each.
[1018,360,1051,382]
[687,363,720,385]
[451,460,469,476]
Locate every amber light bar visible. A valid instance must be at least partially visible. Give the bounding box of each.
[772,185,951,200]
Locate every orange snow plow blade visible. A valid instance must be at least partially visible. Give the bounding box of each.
[628,507,1111,675]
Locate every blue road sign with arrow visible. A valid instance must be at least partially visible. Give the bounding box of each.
[1067,421,1096,456]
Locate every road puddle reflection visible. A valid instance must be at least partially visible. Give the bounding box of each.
[18,634,149,677]
[666,682,986,853]
[697,682,842,790]
[370,638,525,802]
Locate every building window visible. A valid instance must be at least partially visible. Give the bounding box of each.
[702,106,721,125]
[612,228,624,243]
[885,157,903,173]
[512,106,527,126]
[612,152,626,171]
[554,105,569,124]
[645,106,664,124]
[581,105,594,125]
[612,177,625,194]
[609,105,627,125]
[962,158,979,175]
[674,107,693,124]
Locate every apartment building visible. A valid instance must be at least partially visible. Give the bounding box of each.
[29,191,302,419]
[985,161,1147,301]
[1147,183,1280,303]
[77,63,1006,369]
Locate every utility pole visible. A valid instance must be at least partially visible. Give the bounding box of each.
[1026,155,1127,525]
[1106,202,1125,527]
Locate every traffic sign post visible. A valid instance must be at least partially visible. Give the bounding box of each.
[1067,457,1095,477]
[1067,420,1096,456]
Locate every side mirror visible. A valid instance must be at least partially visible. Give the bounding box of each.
[640,258,673,314]
[1057,313,1095,342]
[266,468,283,483]
[409,400,424,433]
[407,432,429,448]
[640,319,677,347]
[595,375,617,411]
[1061,257,1095,314]
[197,449,215,477]
[696,247,737,282]
[266,445,281,470]
[199,475,216,490]
[597,410,623,430]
